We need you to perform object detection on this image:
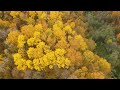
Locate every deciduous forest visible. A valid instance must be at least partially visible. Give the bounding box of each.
[0,11,120,79]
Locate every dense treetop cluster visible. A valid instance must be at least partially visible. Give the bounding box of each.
[0,11,119,79]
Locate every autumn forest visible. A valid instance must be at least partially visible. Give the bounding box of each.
[0,11,120,79]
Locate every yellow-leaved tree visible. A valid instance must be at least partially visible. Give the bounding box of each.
[5,11,111,79]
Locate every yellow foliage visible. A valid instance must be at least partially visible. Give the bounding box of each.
[66,47,83,66]
[50,11,62,20]
[10,11,20,18]
[55,20,64,28]
[70,22,75,29]
[4,11,111,79]
[18,48,26,58]
[70,35,88,51]
[75,35,88,51]
[6,30,20,45]
[26,60,33,70]
[35,24,43,32]
[83,50,95,63]
[53,24,66,40]
[55,38,69,49]
[17,35,26,48]
[55,48,66,57]
[27,38,35,46]
[33,31,41,39]
[87,72,105,79]
[26,17,35,25]
[21,24,35,39]
[106,39,113,44]
[28,11,36,18]
[16,59,27,71]
[27,47,43,59]
[63,25,73,34]
[97,58,111,74]
[0,19,10,28]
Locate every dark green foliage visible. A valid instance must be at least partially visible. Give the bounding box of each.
[85,11,120,78]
